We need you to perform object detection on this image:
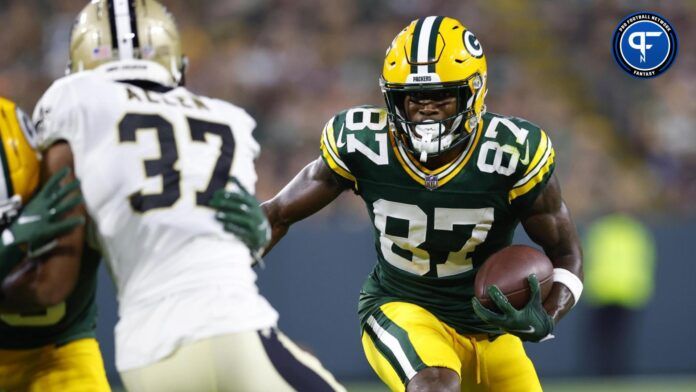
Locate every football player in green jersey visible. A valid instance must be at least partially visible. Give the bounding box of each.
[0,97,110,391]
[213,16,583,392]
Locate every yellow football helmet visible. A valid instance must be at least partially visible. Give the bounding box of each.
[0,97,40,227]
[68,0,186,87]
[381,16,488,160]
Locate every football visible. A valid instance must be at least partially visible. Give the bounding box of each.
[474,245,554,311]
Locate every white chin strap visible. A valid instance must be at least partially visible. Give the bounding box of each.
[409,115,463,162]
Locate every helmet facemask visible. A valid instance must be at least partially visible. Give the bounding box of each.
[382,74,483,162]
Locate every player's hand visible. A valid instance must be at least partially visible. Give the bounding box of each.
[472,274,555,342]
[209,177,270,259]
[1,167,85,257]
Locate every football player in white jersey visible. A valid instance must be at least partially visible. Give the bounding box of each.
[33,1,344,391]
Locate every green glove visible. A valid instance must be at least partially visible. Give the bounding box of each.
[209,177,270,260]
[1,167,85,258]
[472,274,555,342]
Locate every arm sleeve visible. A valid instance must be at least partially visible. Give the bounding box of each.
[509,129,556,210]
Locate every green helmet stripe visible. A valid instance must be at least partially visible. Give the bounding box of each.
[427,16,444,73]
[409,18,424,74]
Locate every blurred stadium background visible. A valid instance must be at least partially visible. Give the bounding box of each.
[2,0,695,390]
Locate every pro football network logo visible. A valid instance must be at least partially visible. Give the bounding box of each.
[612,12,678,78]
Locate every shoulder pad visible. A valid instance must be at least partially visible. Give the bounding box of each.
[478,112,555,206]
[320,106,390,184]
[481,112,543,145]
[336,105,389,133]
[33,76,83,151]
[335,106,389,153]
[493,115,555,206]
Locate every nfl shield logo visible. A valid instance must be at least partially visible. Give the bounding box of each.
[425,175,439,190]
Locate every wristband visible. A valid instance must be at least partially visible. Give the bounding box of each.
[552,268,583,306]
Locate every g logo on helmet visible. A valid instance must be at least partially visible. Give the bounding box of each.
[463,30,483,58]
[612,11,678,78]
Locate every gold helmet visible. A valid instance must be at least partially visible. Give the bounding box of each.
[0,97,40,227]
[68,0,186,87]
[381,16,488,160]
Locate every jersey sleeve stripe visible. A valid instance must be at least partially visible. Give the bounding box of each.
[322,120,351,173]
[321,138,355,182]
[514,137,553,188]
[509,147,555,202]
[321,118,342,166]
[325,120,346,164]
[320,120,355,182]
[523,130,549,176]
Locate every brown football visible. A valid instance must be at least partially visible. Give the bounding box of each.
[474,245,554,311]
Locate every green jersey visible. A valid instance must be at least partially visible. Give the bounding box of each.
[0,244,100,349]
[320,106,556,335]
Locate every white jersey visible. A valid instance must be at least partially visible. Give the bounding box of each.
[34,64,278,371]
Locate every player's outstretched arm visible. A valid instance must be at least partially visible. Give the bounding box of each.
[0,142,86,312]
[262,157,349,255]
[520,174,583,324]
